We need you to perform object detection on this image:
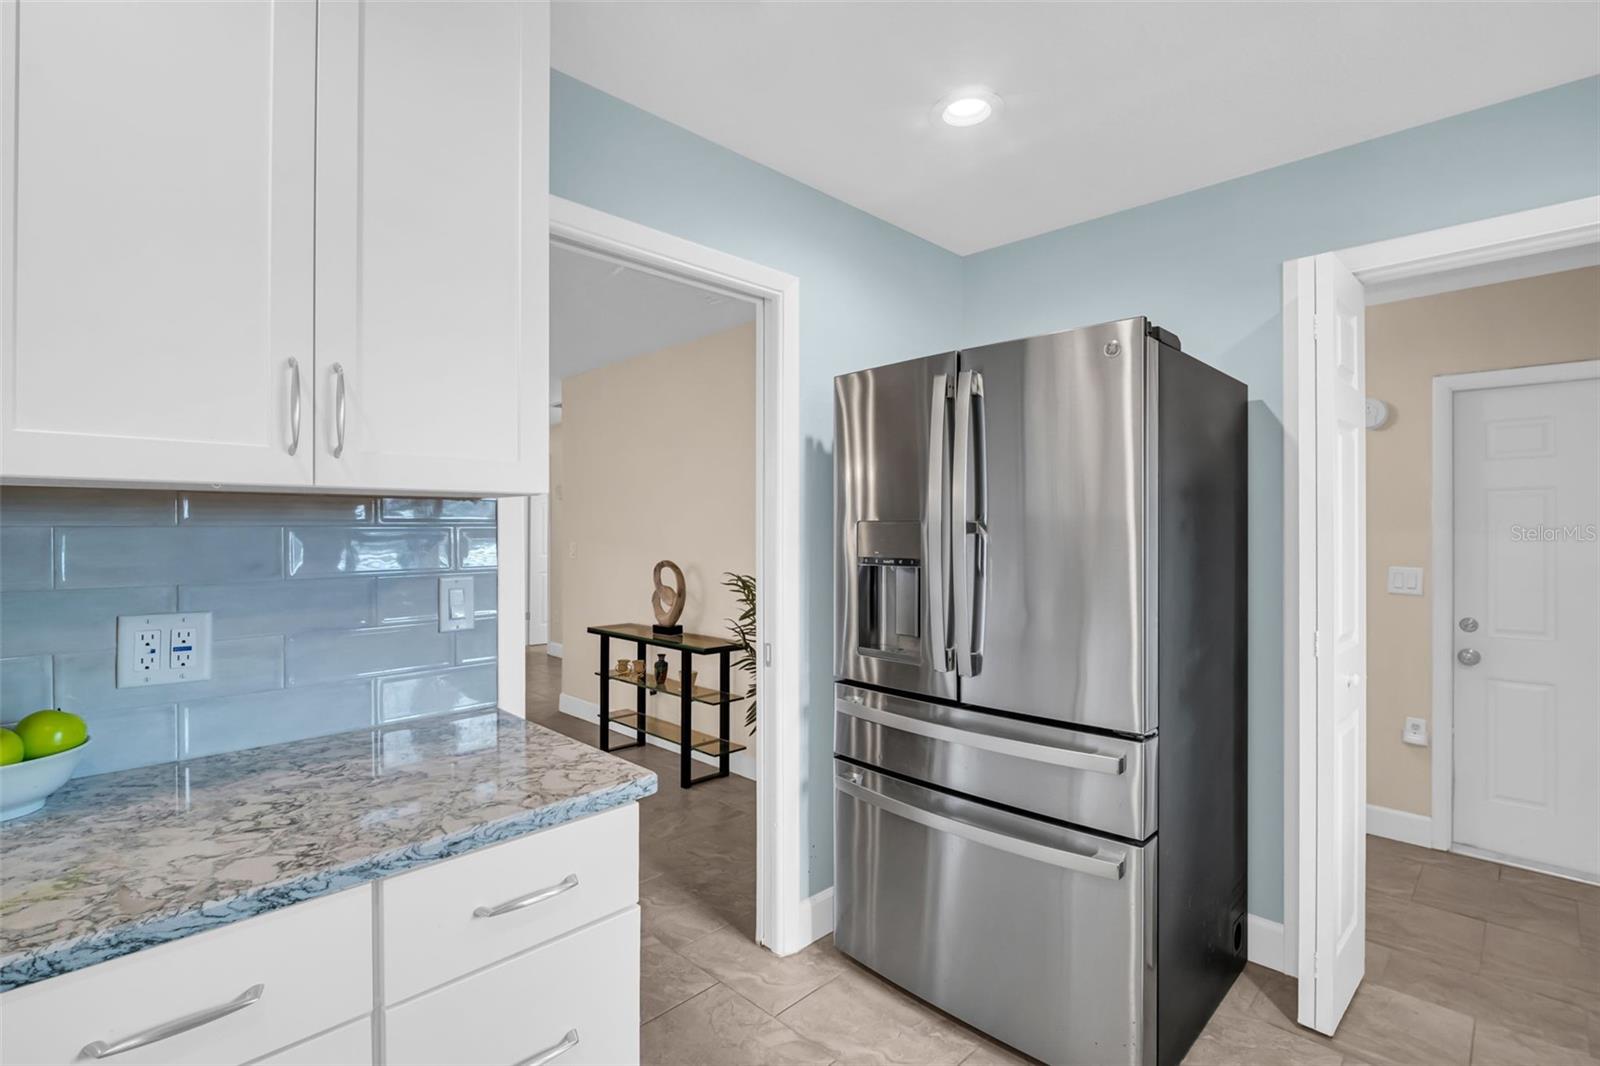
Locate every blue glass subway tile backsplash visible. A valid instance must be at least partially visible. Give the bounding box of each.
[0,488,499,777]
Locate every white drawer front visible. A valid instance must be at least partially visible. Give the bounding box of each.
[385,906,639,1066]
[249,1017,372,1066]
[0,887,372,1066]
[382,804,637,1002]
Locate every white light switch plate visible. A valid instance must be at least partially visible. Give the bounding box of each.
[438,576,475,632]
[1386,566,1424,596]
[1403,716,1429,747]
[116,612,213,688]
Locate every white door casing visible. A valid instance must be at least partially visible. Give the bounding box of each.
[1,0,316,486]
[1448,369,1600,880]
[528,494,550,646]
[314,0,548,496]
[1302,253,1368,1034]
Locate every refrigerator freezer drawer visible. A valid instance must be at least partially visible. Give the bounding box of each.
[835,683,1156,840]
[834,762,1155,1066]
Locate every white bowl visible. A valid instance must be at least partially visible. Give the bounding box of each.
[0,738,92,822]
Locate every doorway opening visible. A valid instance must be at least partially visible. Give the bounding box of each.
[1283,196,1600,1036]
[516,197,807,958]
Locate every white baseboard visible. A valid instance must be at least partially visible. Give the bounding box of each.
[545,642,563,659]
[797,888,833,948]
[557,693,756,781]
[1247,914,1287,974]
[1367,804,1433,848]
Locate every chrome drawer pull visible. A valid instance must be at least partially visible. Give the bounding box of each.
[80,983,264,1059]
[516,1028,580,1066]
[837,696,1126,775]
[838,775,1125,880]
[331,362,348,458]
[473,873,579,918]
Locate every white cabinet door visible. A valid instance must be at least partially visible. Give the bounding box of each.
[0,0,316,487]
[313,0,549,497]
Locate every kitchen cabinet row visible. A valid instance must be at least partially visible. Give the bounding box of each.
[0,0,549,497]
[0,804,641,1066]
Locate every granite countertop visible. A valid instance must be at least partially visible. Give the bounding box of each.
[0,710,656,992]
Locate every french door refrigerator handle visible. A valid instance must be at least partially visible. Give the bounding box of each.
[970,371,988,676]
[925,372,953,672]
[836,695,1125,774]
[952,370,985,678]
[836,774,1125,880]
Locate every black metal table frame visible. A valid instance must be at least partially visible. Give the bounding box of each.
[595,632,732,788]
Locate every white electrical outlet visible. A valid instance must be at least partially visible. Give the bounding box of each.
[117,613,213,688]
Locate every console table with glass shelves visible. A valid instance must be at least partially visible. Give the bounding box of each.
[587,622,749,788]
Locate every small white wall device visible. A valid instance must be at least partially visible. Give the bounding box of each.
[116,613,213,688]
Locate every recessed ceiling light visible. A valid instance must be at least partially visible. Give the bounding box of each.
[937,89,1002,128]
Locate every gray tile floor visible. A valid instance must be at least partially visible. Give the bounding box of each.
[525,650,1599,1065]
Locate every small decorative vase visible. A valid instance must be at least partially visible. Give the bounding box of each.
[653,654,668,687]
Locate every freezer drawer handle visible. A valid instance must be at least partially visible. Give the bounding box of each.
[837,775,1125,880]
[837,696,1125,775]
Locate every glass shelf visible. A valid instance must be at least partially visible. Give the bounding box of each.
[606,711,747,757]
[596,670,749,707]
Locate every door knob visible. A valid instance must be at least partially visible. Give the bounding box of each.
[1457,648,1481,667]
[1458,617,1479,633]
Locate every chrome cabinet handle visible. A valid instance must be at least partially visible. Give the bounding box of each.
[286,357,302,456]
[516,1029,580,1066]
[837,775,1124,880]
[331,362,347,458]
[473,873,579,918]
[924,372,953,672]
[80,984,264,1059]
[837,696,1125,774]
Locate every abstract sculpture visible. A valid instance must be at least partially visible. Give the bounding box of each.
[651,559,686,635]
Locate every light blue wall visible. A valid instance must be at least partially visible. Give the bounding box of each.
[552,72,966,894]
[550,71,1600,914]
[0,489,499,777]
[961,77,1600,920]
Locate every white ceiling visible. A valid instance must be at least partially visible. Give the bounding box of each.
[553,1,1600,255]
[550,243,755,407]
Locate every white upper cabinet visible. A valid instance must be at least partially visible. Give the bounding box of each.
[0,0,549,497]
[313,0,549,496]
[0,0,317,487]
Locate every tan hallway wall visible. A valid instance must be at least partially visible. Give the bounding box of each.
[1366,265,1600,816]
[559,322,757,742]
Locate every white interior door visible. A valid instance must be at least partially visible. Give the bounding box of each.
[1301,253,1367,1035]
[1451,369,1600,881]
[528,494,550,646]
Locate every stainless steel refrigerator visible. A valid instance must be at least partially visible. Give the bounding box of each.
[833,317,1247,1066]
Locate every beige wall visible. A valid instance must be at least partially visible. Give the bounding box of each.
[548,422,564,645]
[1366,266,1599,815]
[559,322,757,741]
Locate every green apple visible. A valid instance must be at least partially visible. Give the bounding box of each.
[0,727,22,766]
[14,709,88,759]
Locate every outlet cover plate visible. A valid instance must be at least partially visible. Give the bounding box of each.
[117,612,213,688]
[1403,716,1429,747]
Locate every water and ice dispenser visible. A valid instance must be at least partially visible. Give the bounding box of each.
[854,520,922,661]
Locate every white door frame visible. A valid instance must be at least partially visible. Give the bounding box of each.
[1281,195,1600,993]
[1430,359,1600,854]
[498,196,807,956]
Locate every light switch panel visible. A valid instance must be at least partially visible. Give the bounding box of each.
[438,576,475,632]
[1386,566,1424,596]
[116,612,213,688]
